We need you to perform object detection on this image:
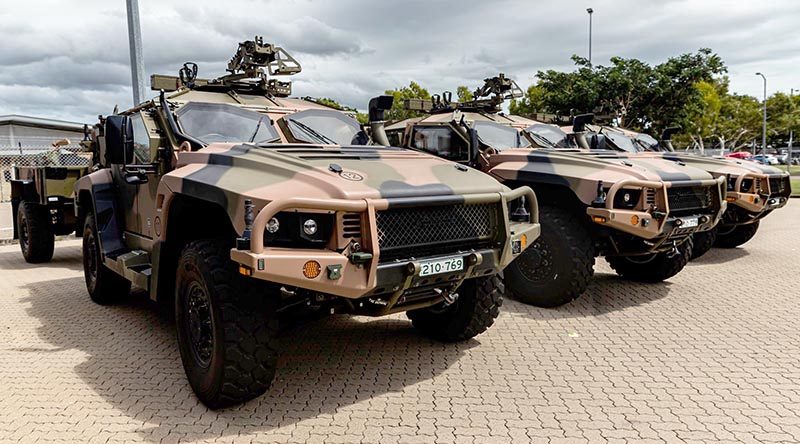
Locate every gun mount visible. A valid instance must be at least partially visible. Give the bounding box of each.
[150,37,302,97]
[404,74,524,115]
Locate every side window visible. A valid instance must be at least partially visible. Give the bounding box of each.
[129,114,150,164]
[410,126,468,161]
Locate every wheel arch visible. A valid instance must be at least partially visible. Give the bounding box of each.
[151,192,238,302]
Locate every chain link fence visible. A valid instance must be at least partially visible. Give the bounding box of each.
[0,136,92,203]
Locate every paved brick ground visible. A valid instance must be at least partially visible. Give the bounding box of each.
[1,202,799,444]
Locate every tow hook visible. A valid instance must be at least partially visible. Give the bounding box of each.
[666,241,680,258]
[436,288,459,306]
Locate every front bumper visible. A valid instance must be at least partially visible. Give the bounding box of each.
[586,176,726,240]
[230,187,540,300]
[726,173,790,215]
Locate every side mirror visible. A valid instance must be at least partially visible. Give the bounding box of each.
[572,113,594,133]
[104,115,133,165]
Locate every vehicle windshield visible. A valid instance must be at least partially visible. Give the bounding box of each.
[603,131,638,153]
[524,124,575,148]
[176,102,280,144]
[473,121,529,150]
[635,133,660,151]
[283,109,366,146]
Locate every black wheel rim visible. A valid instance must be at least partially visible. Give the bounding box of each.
[185,281,214,368]
[517,237,555,284]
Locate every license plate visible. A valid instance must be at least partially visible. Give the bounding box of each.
[419,257,464,276]
[681,217,699,228]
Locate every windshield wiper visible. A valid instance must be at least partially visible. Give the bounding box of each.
[287,118,338,145]
[526,131,556,148]
[249,116,266,143]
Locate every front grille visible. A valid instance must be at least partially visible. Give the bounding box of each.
[376,202,501,262]
[667,186,713,216]
[769,177,791,197]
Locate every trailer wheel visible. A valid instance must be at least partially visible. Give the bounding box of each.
[17,202,54,263]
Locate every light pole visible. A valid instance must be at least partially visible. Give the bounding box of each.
[587,8,594,65]
[126,0,147,106]
[755,72,767,155]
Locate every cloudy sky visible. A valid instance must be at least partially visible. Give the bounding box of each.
[1,0,798,124]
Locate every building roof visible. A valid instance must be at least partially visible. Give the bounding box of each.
[0,115,87,132]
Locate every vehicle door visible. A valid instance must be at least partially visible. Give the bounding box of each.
[127,111,161,241]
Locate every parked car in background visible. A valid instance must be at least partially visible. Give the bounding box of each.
[726,151,753,160]
[752,154,779,165]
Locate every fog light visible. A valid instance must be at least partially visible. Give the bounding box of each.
[266,217,280,233]
[592,216,607,224]
[303,261,321,279]
[303,219,318,235]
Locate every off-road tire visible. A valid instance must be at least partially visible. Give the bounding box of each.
[503,205,594,308]
[175,240,279,409]
[690,228,717,260]
[607,237,693,283]
[714,221,760,248]
[407,274,503,342]
[82,213,131,304]
[17,202,54,263]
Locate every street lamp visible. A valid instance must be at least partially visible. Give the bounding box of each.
[587,8,594,65]
[755,72,767,155]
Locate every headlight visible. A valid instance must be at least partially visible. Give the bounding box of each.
[264,212,332,248]
[303,219,318,235]
[266,217,280,233]
[612,189,641,209]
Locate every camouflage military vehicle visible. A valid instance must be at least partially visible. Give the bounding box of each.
[75,39,539,408]
[10,138,93,263]
[379,75,726,308]
[577,124,791,258]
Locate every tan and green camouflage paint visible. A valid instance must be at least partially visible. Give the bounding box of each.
[389,112,726,240]
[75,89,540,300]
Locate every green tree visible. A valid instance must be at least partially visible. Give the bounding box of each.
[532,49,726,135]
[383,81,431,121]
[509,85,546,117]
[308,97,369,125]
[456,85,474,103]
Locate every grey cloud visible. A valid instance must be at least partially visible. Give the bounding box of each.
[1,0,799,123]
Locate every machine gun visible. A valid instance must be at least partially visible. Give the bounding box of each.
[404,73,524,115]
[151,37,302,97]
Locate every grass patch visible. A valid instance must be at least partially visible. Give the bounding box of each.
[792,178,800,196]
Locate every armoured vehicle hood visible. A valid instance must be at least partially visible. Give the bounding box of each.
[486,148,715,186]
[163,143,510,211]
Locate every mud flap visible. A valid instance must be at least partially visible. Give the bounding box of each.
[90,183,128,258]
